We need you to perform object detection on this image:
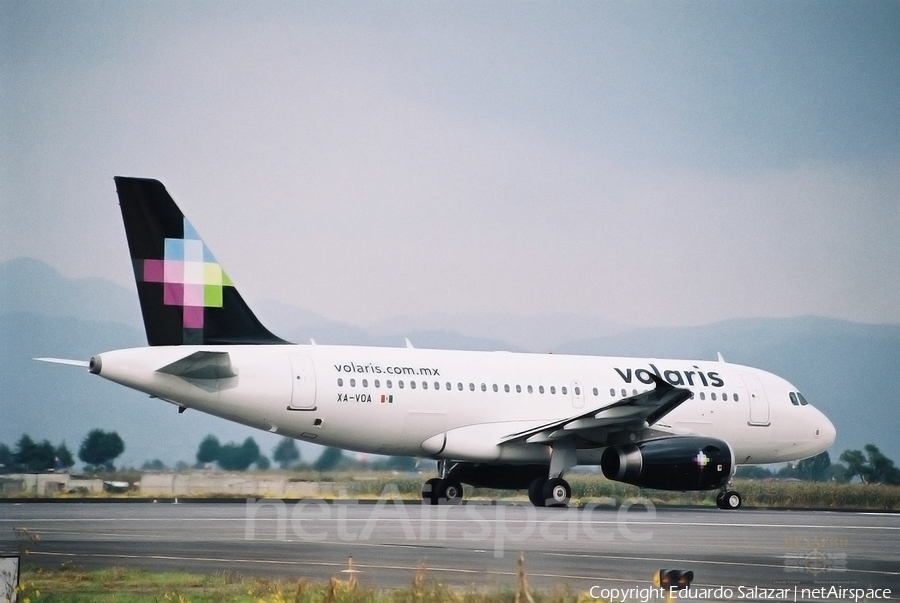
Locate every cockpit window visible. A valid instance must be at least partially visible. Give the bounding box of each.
[790,392,810,406]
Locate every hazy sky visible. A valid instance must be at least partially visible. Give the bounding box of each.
[2,1,898,328]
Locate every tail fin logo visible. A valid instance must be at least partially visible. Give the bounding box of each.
[134,217,233,332]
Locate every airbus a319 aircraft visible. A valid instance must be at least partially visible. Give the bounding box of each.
[40,177,836,510]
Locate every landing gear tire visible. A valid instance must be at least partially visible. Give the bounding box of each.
[422,478,441,505]
[716,490,741,510]
[542,477,571,508]
[528,478,546,507]
[436,478,463,505]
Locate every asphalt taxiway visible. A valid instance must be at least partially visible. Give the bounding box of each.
[2,501,898,598]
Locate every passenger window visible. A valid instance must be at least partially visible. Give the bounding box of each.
[422,381,428,390]
[733,393,739,401]
[711,392,716,401]
[722,393,727,401]
[550,386,556,394]
[446,382,451,391]
[504,384,510,393]
[350,378,356,387]
[527,385,533,394]
[621,389,627,397]
[493,384,499,392]
[457,382,463,391]
[469,383,475,391]
[481,383,487,392]
[434,381,440,390]
[593,387,598,396]
[610,388,615,397]
[562,386,568,395]
[632,389,637,395]
[516,385,521,393]
[410,381,416,389]
[699,392,705,400]
[539,386,545,394]
[398,380,404,389]
[386,380,392,389]
[337,378,343,387]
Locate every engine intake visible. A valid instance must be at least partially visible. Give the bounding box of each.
[601,436,733,491]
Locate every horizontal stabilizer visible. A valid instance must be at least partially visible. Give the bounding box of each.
[34,357,90,368]
[156,351,236,379]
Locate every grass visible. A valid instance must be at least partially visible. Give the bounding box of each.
[17,561,590,603]
[3,471,899,510]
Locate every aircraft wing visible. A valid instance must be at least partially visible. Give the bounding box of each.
[500,374,692,445]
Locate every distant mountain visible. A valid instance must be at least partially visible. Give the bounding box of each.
[2,257,898,467]
[1,257,142,327]
[367,312,624,352]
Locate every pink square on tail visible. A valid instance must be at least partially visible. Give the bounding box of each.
[182,306,204,328]
[143,259,164,282]
[164,282,184,306]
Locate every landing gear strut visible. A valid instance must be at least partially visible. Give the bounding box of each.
[527,440,576,508]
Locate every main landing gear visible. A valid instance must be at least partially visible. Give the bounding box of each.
[527,476,571,507]
[421,476,464,505]
[715,489,742,509]
[421,464,464,505]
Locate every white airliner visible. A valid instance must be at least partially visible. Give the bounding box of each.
[39,177,836,510]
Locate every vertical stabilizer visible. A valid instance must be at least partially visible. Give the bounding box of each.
[114,177,287,346]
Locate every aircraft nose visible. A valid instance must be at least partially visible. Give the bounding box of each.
[820,413,837,448]
[816,410,837,451]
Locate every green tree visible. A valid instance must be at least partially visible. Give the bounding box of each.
[840,445,900,485]
[272,437,300,469]
[217,437,260,471]
[797,451,831,482]
[256,455,271,471]
[0,443,13,472]
[55,442,75,470]
[863,444,900,485]
[78,429,125,471]
[840,449,868,483]
[313,447,344,472]
[15,435,56,472]
[196,435,221,465]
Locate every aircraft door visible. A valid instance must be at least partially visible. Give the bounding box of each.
[571,380,584,409]
[741,373,770,426]
[289,356,317,410]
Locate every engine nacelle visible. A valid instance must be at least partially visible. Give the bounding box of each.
[600,436,733,491]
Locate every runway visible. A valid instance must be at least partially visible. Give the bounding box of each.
[2,501,898,599]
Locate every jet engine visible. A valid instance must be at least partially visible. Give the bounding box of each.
[600,436,733,490]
